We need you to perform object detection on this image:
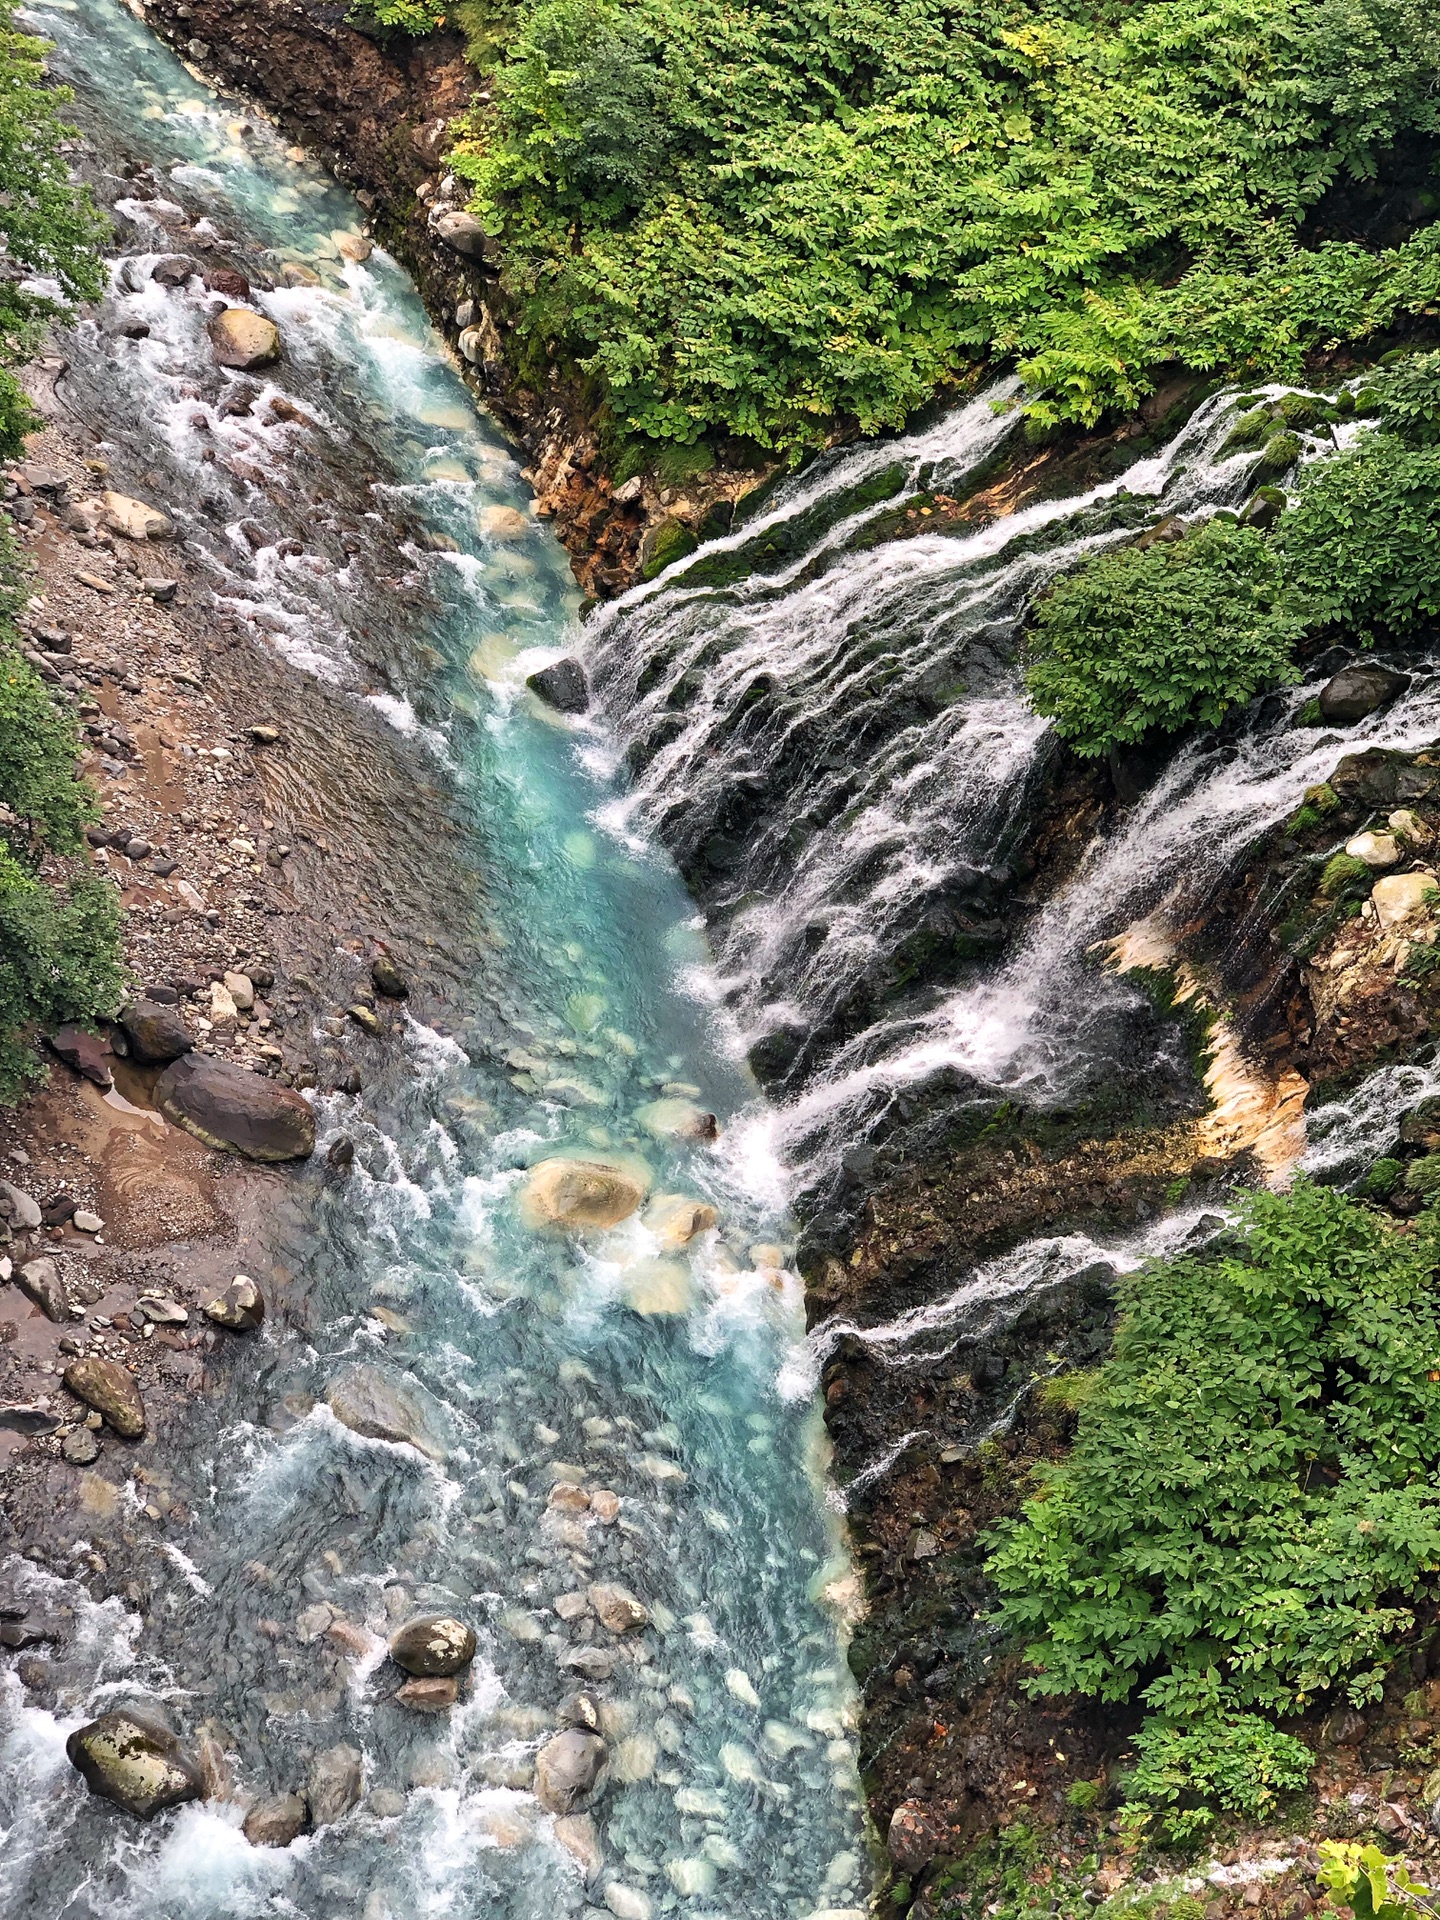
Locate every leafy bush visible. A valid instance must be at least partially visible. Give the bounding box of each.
[1023,519,1303,756]
[0,847,121,1100]
[1122,1712,1313,1840]
[0,646,99,854]
[1275,437,1440,639]
[1369,351,1440,445]
[986,1180,1440,1720]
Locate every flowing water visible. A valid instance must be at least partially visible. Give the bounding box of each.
[1,4,870,1915]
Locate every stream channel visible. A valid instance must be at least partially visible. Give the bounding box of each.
[1,2,869,1915]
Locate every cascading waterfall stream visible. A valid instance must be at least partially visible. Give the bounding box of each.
[0,4,869,1916]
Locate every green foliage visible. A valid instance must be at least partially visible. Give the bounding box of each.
[0,642,98,856]
[0,0,106,420]
[1368,351,1440,446]
[1318,1843,1440,1920]
[1063,1778,1102,1811]
[1122,1712,1313,1840]
[1024,519,1302,756]
[441,0,1440,451]
[986,1180,1440,1720]
[1321,851,1373,897]
[1275,437,1440,640]
[0,847,121,1100]
[1362,1157,1404,1197]
[348,0,450,29]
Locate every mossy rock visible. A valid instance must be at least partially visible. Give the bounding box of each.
[1294,697,1324,728]
[1319,850,1371,898]
[1362,1157,1404,1197]
[1223,408,1272,452]
[640,517,700,580]
[1255,430,1303,476]
[1275,392,1329,430]
[1405,1153,1440,1194]
[1241,485,1287,528]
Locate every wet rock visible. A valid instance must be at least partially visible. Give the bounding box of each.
[562,1647,615,1682]
[888,1799,944,1872]
[47,1024,114,1088]
[479,503,530,540]
[0,1181,41,1231]
[534,1729,608,1813]
[389,1615,476,1677]
[620,1257,693,1317]
[634,1097,718,1144]
[603,1886,654,1920]
[395,1676,457,1711]
[559,1690,605,1733]
[644,1194,718,1249]
[588,1583,649,1634]
[205,267,251,300]
[155,1053,315,1161]
[62,1426,100,1464]
[307,1743,363,1826]
[17,1258,69,1323]
[428,207,497,261]
[518,1158,649,1233]
[208,308,282,370]
[1373,871,1439,932]
[150,254,199,287]
[203,1274,265,1330]
[1346,831,1400,869]
[326,1137,355,1174]
[119,998,192,1065]
[66,1708,203,1818]
[326,1363,446,1461]
[589,1489,620,1524]
[63,1357,145,1438]
[0,1402,61,1435]
[554,1811,604,1882]
[347,1003,382,1036]
[1320,665,1410,724]
[101,492,173,542]
[243,1791,308,1847]
[371,956,409,998]
[526,657,589,714]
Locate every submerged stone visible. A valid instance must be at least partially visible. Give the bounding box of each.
[534,1729,608,1813]
[326,1363,447,1461]
[306,1743,363,1826]
[243,1792,309,1847]
[518,1157,649,1233]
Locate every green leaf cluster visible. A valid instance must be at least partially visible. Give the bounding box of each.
[986,1181,1440,1723]
[434,0,1440,451]
[1122,1712,1313,1840]
[0,0,107,454]
[1023,519,1304,757]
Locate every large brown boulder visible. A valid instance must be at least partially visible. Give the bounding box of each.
[534,1729,608,1814]
[63,1357,145,1438]
[208,308,281,370]
[154,1053,314,1161]
[47,1024,114,1087]
[389,1615,475,1677]
[243,1792,309,1847]
[119,999,192,1065]
[67,1709,203,1818]
[306,1744,362,1826]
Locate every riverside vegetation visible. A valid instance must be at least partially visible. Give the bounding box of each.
[0,0,119,1095]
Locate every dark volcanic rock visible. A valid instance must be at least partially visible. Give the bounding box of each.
[526,656,589,713]
[66,1709,204,1818]
[47,1024,114,1088]
[1319,664,1410,724]
[119,998,193,1065]
[243,1791,309,1847]
[154,1053,315,1160]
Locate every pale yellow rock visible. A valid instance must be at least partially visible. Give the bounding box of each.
[1345,830,1401,868]
[611,1732,658,1783]
[517,1157,649,1232]
[208,307,282,369]
[223,970,255,1011]
[553,1812,603,1882]
[479,503,530,540]
[634,1097,718,1143]
[621,1257,693,1317]
[1392,808,1435,848]
[334,229,372,262]
[1372,870,1439,931]
[748,1242,786,1271]
[644,1194,718,1249]
[78,1472,121,1519]
[101,491,173,541]
[473,1799,535,1848]
[210,981,238,1024]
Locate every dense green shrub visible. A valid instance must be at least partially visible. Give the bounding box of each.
[1122,1713,1313,1840]
[1023,519,1302,756]
[0,646,99,855]
[986,1181,1440,1722]
[0,0,106,452]
[0,847,121,1100]
[1368,350,1440,445]
[1275,436,1440,639]
[432,0,1440,451]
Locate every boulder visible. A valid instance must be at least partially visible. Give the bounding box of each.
[306,1743,363,1827]
[428,207,497,262]
[149,254,199,287]
[1373,871,1439,932]
[479,503,530,540]
[587,1583,649,1634]
[243,1791,308,1847]
[1320,665,1410,724]
[46,1025,114,1088]
[534,1729,608,1814]
[0,1181,41,1230]
[63,1357,145,1438]
[644,1194,718,1249]
[16,1257,69,1323]
[203,1274,265,1331]
[634,1097,719,1143]
[553,1811,603,1883]
[1345,831,1400,869]
[326,1363,446,1461]
[389,1615,476,1677]
[208,308,282,371]
[518,1158,649,1233]
[888,1798,944,1874]
[154,1053,315,1161]
[101,492,173,542]
[223,972,255,1012]
[526,657,589,714]
[620,1258,693,1317]
[394,1676,457,1711]
[66,1708,203,1818]
[371,956,409,998]
[206,267,251,300]
[119,999,192,1065]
